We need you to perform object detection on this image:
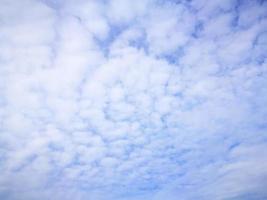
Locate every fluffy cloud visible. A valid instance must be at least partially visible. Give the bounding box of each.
[0,0,267,200]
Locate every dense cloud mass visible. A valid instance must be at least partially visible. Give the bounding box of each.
[0,0,267,199]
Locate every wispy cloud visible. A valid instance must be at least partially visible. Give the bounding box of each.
[0,0,267,199]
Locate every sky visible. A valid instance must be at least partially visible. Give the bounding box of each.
[0,0,267,199]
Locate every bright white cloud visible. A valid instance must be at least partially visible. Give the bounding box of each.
[0,0,267,200]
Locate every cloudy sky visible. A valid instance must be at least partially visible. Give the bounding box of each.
[0,0,267,199]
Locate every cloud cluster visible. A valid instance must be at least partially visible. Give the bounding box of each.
[0,0,267,199]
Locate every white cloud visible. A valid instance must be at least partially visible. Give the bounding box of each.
[0,0,267,200]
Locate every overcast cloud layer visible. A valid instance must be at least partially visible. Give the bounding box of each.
[0,0,267,199]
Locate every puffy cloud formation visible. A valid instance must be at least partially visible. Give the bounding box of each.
[0,0,267,199]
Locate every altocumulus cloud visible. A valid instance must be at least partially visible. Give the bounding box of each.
[0,0,267,199]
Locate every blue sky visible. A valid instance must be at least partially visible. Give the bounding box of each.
[0,0,267,199]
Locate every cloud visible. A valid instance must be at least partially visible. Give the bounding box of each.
[0,0,267,199]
